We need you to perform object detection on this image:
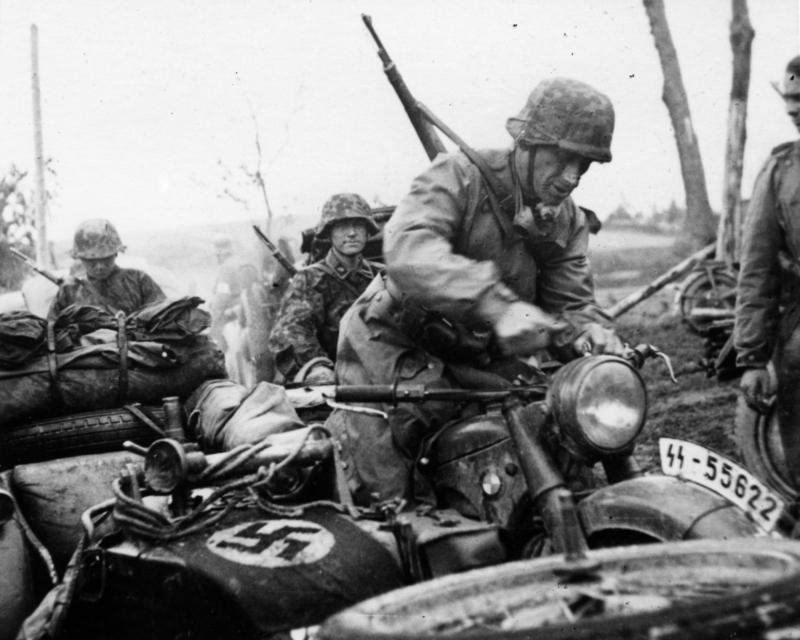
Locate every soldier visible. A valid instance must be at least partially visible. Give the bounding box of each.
[268,193,380,383]
[327,77,624,506]
[735,55,800,486]
[208,234,257,351]
[48,218,165,319]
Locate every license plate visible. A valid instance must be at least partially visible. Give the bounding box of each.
[659,438,785,532]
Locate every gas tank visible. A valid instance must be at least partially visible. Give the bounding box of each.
[65,505,404,639]
[429,413,527,525]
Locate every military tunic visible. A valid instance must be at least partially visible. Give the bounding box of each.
[48,266,165,319]
[327,149,610,505]
[268,249,378,379]
[734,140,800,471]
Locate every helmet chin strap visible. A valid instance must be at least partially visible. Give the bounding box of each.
[512,143,539,208]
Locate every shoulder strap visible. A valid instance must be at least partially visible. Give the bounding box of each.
[416,102,515,240]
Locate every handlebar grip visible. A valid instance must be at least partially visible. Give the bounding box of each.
[334,385,400,403]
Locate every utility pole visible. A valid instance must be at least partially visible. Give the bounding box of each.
[31,24,50,267]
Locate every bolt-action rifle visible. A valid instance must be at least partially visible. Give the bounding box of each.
[361,14,446,162]
[252,225,297,277]
[361,15,603,235]
[8,247,63,285]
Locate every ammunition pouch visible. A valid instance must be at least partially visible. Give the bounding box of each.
[415,316,493,366]
[384,276,495,366]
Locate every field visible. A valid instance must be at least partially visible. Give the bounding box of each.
[587,228,741,471]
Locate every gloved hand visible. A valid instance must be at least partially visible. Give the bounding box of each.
[740,367,771,412]
[304,363,336,385]
[572,323,625,356]
[494,301,569,356]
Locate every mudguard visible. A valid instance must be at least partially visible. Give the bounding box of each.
[578,475,763,542]
[66,506,405,639]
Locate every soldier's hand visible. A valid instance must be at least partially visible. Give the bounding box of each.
[304,364,336,385]
[494,301,569,356]
[741,367,771,413]
[572,323,625,356]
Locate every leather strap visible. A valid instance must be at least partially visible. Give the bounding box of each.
[417,101,516,241]
[45,319,62,409]
[124,403,167,438]
[115,311,129,403]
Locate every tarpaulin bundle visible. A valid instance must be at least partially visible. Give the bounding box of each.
[127,296,211,341]
[0,337,226,426]
[0,297,211,368]
[185,379,304,451]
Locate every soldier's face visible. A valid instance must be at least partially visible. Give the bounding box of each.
[81,255,117,280]
[330,220,368,256]
[784,93,800,132]
[518,146,591,205]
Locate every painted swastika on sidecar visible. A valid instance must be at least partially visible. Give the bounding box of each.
[206,519,335,567]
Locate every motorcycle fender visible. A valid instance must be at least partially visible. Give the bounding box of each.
[578,475,763,542]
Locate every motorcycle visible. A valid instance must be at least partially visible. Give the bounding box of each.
[15,345,791,639]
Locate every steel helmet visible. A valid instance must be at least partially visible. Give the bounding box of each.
[772,55,800,97]
[506,77,615,163]
[71,218,125,259]
[315,193,379,239]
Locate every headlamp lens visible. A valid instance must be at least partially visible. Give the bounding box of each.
[575,361,646,450]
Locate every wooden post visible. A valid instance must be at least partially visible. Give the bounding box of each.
[30,24,50,268]
[717,0,754,268]
[606,243,715,319]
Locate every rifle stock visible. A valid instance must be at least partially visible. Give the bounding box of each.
[362,14,446,161]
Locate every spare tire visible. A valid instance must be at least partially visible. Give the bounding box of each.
[0,406,165,468]
[319,539,800,640]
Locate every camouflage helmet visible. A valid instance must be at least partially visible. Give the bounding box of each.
[772,55,800,97]
[71,218,125,259]
[506,77,615,163]
[315,193,379,239]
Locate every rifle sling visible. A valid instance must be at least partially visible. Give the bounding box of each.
[115,311,129,404]
[45,319,63,410]
[416,102,516,241]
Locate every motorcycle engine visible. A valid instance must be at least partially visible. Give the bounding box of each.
[426,412,528,526]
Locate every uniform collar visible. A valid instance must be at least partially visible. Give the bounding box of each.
[324,249,373,280]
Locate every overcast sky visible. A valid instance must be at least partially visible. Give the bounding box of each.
[0,0,798,241]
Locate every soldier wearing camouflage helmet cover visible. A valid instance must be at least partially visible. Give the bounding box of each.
[735,55,800,487]
[48,219,165,319]
[268,194,380,383]
[326,77,624,506]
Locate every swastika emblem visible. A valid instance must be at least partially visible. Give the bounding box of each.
[206,519,335,567]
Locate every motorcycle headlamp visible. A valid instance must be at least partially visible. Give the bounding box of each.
[548,355,647,459]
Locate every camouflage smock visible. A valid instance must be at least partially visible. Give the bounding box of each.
[48,266,166,319]
[734,140,800,368]
[327,148,610,505]
[268,249,378,379]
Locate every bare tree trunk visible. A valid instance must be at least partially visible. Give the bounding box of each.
[643,0,717,250]
[30,24,50,267]
[717,0,754,268]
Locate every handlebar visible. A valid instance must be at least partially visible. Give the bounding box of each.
[331,384,547,404]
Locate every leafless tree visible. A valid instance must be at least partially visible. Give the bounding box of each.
[717,0,754,267]
[643,0,717,250]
